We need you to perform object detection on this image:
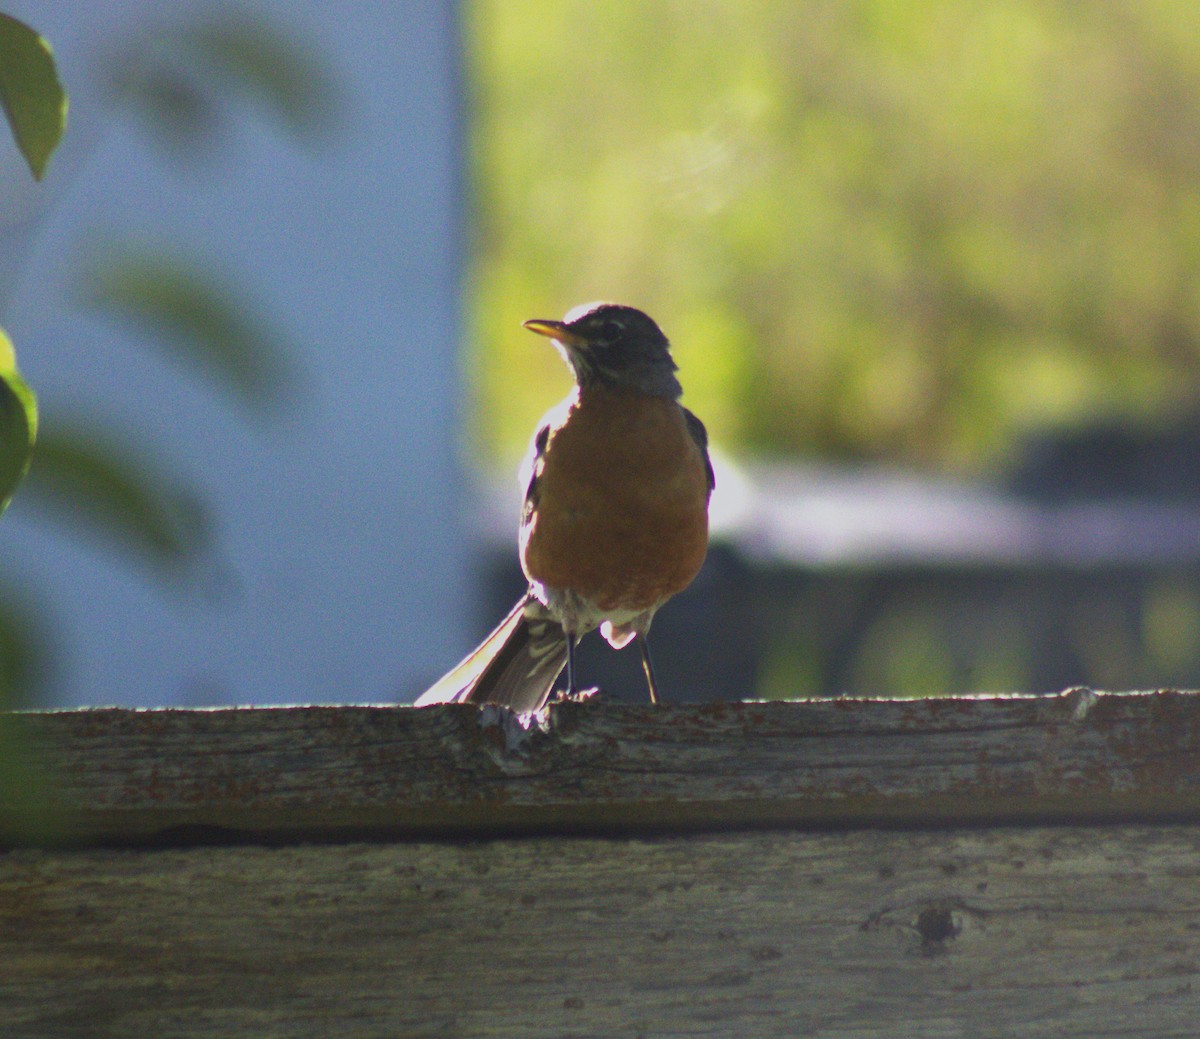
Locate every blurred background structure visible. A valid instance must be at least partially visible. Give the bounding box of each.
[7,1,1200,706]
[1,1,469,707]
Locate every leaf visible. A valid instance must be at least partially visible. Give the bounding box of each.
[85,247,293,408]
[0,13,67,180]
[0,326,38,515]
[112,13,335,153]
[111,62,218,157]
[184,15,335,136]
[0,583,49,709]
[0,576,53,837]
[22,427,209,575]
[0,711,64,843]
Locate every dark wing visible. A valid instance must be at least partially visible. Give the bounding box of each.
[682,407,715,498]
[414,594,568,712]
[417,417,570,713]
[521,422,551,527]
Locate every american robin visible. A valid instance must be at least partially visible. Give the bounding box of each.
[415,302,714,712]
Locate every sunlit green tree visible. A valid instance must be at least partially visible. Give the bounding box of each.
[471,1,1200,473]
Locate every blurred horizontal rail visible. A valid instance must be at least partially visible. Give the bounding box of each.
[3,689,1199,846]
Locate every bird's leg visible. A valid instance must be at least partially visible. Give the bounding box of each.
[565,632,578,697]
[639,636,661,705]
[550,631,601,704]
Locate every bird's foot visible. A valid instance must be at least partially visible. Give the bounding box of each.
[552,685,603,704]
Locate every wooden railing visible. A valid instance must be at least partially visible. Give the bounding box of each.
[4,691,1198,1037]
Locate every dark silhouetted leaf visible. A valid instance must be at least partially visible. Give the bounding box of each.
[0,711,63,842]
[0,578,54,835]
[85,247,292,408]
[0,326,37,515]
[23,427,209,575]
[0,584,49,709]
[112,12,335,154]
[185,15,336,136]
[0,14,67,180]
[110,62,218,157]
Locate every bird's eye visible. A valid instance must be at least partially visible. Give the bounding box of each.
[599,319,622,341]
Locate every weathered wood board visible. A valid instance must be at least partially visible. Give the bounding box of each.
[4,827,1199,1038]
[2,690,1199,844]
[2,692,1199,1037]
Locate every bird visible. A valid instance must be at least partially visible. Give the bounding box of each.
[415,301,714,713]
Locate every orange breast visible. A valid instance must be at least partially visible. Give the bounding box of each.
[520,385,710,613]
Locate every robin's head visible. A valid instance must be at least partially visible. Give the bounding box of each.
[523,302,683,398]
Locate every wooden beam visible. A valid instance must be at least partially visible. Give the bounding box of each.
[4,693,1200,1036]
[5,825,1198,1037]
[2,689,1199,846]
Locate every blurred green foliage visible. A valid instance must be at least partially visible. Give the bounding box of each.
[111,12,334,157]
[470,1,1200,472]
[85,245,293,407]
[0,14,57,832]
[25,428,209,574]
[0,11,333,707]
[0,325,37,516]
[752,568,1200,699]
[0,11,54,518]
[0,12,66,180]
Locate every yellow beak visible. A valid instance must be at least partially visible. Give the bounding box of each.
[523,319,588,348]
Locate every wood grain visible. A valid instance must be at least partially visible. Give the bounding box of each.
[4,694,1200,1037]
[3,690,1200,845]
[4,826,1198,1038]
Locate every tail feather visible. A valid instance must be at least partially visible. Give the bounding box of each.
[414,595,568,713]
